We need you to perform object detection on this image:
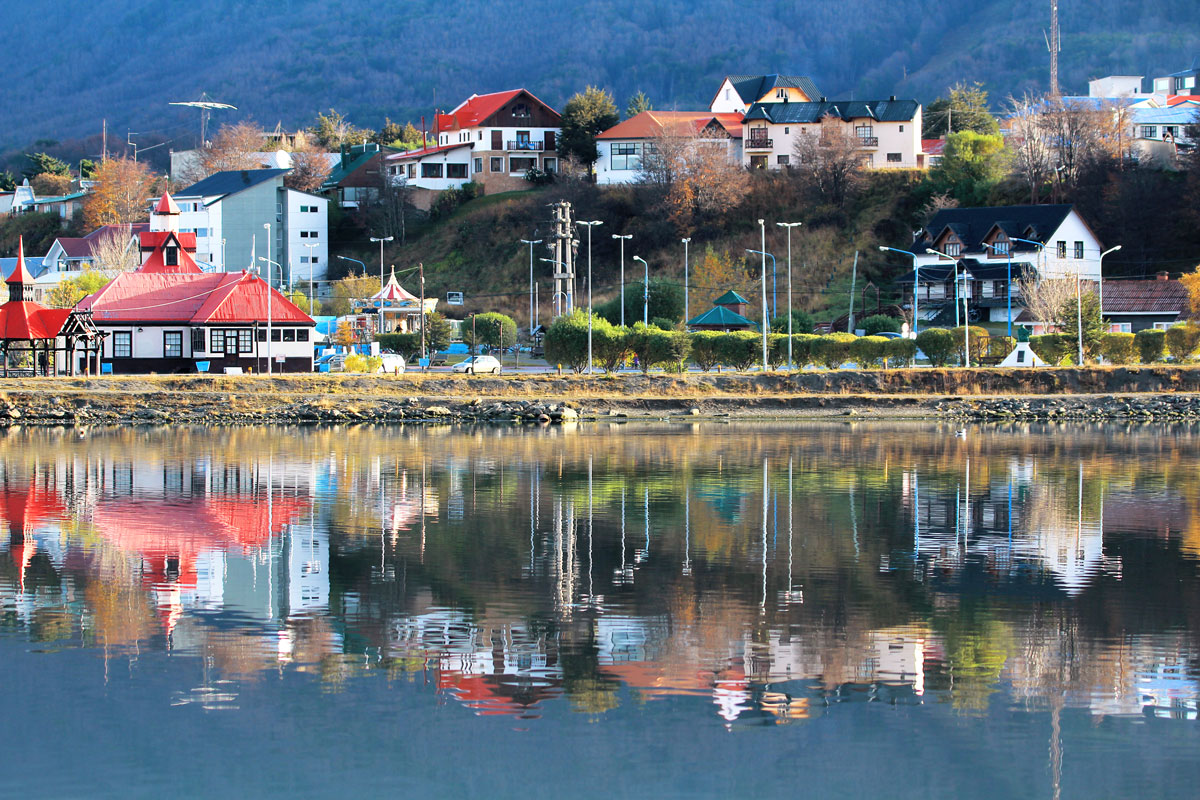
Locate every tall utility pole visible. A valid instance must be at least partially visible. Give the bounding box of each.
[847,251,859,334]
[1047,0,1062,97]
[521,238,542,335]
[549,201,577,317]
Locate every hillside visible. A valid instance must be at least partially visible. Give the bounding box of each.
[2,0,1198,154]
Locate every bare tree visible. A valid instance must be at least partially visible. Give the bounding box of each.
[1006,93,1056,203]
[89,226,138,274]
[183,122,267,183]
[283,141,332,193]
[792,116,864,207]
[1016,271,1081,330]
[642,128,747,229]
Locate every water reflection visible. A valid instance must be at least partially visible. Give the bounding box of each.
[1,422,1199,734]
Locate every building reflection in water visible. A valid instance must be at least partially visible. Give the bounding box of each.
[0,423,1196,728]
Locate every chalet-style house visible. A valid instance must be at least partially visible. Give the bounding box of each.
[710,74,824,114]
[385,89,562,204]
[173,168,329,282]
[595,111,744,184]
[77,193,315,374]
[908,204,1104,326]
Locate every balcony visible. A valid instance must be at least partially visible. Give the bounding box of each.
[507,140,544,151]
[856,136,879,148]
[745,136,773,150]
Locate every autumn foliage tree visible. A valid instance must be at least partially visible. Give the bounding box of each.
[82,157,155,229]
[643,130,748,231]
[689,246,755,312]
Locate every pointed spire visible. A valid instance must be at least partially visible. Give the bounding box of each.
[6,236,34,292]
[154,191,180,215]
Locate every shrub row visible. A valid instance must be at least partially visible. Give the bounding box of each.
[1033,324,1200,365]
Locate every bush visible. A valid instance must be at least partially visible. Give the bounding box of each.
[650,316,679,331]
[592,319,631,373]
[542,310,591,372]
[812,332,857,369]
[770,309,815,335]
[463,312,517,353]
[769,333,819,369]
[1099,332,1136,365]
[791,334,820,368]
[715,331,762,370]
[1165,322,1200,361]
[377,332,421,358]
[767,334,790,367]
[343,354,382,373]
[1030,333,1074,366]
[1135,329,1167,363]
[628,323,690,373]
[915,328,958,367]
[949,326,989,365]
[849,335,889,368]
[883,337,918,366]
[860,314,902,336]
[690,331,722,371]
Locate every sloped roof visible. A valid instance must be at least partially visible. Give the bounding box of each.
[713,290,749,305]
[6,238,34,286]
[79,271,313,325]
[435,89,561,131]
[176,168,288,200]
[372,269,419,302]
[598,111,744,140]
[1101,278,1187,314]
[722,75,822,106]
[0,305,72,340]
[744,98,920,124]
[914,205,1077,253]
[154,191,180,214]
[0,257,46,280]
[138,231,202,274]
[687,304,756,328]
[385,142,474,162]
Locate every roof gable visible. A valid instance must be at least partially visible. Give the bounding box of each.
[437,89,561,131]
[177,168,288,200]
[718,75,822,108]
[597,111,744,140]
[915,205,1077,253]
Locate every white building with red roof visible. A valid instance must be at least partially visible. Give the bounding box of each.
[138,192,204,274]
[385,89,562,202]
[78,268,315,374]
[595,111,745,185]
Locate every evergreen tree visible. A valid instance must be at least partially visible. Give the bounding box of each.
[559,86,619,179]
[625,91,652,118]
[923,82,1001,139]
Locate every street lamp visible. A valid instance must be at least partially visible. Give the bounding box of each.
[1098,244,1122,331]
[1011,236,1046,338]
[927,248,970,365]
[758,219,768,370]
[681,237,691,324]
[539,257,565,317]
[256,256,284,375]
[578,220,603,374]
[302,242,318,313]
[777,222,802,370]
[612,234,632,327]
[632,256,649,325]
[979,241,1014,338]
[926,248,960,325]
[879,245,919,337]
[369,235,393,333]
[520,238,542,335]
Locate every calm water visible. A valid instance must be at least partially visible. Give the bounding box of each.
[1,422,1199,798]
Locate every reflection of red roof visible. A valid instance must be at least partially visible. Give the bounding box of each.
[0,485,68,533]
[437,670,561,718]
[79,271,314,325]
[600,661,742,699]
[598,111,744,140]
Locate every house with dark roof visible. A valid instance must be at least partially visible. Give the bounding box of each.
[385,89,562,202]
[595,111,744,184]
[742,97,924,170]
[710,75,822,114]
[174,168,329,282]
[321,142,399,209]
[1101,273,1188,333]
[907,204,1104,326]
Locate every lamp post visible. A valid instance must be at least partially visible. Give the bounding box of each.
[1098,245,1122,332]
[980,241,1015,338]
[369,235,393,333]
[578,220,603,373]
[747,246,774,371]
[927,247,970,364]
[613,234,632,327]
[633,256,649,325]
[681,237,691,325]
[256,256,284,376]
[1010,236,1046,336]
[539,257,564,317]
[521,238,542,336]
[879,246,920,337]
[777,222,802,370]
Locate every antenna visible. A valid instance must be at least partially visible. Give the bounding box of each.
[169,92,237,146]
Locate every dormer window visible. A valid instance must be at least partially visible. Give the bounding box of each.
[165,245,178,266]
[944,243,961,258]
[992,240,1009,256]
[776,88,787,99]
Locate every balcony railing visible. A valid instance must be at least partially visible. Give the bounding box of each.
[856,136,879,148]
[507,140,544,151]
[745,136,773,149]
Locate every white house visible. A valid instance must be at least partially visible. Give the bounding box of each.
[908,204,1104,325]
[594,111,744,185]
[173,169,329,283]
[710,74,823,114]
[742,97,925,170]
[384,89,562,202]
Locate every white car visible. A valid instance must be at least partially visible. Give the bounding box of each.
[378,353,406,374]
[453,355,501,374]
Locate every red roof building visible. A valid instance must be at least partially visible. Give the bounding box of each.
[137,191,202,274]
[595,111,745,185]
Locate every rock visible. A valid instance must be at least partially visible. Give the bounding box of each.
[558,407,578,422]
[425,406,451,416]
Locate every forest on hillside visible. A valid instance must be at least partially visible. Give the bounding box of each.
[1,0,1197,158]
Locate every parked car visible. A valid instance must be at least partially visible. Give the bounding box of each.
[453,355,501,374]
[378,353,406,374]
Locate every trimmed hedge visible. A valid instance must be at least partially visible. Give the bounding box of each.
[1135,328,1167,363]
[1030,333,1073,366]
[813,332,858,369]
[1099,332,1136,364]
[915,328,958,367]
[1165,322,1200,362]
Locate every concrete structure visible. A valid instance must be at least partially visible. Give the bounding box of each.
[595,111,743,184]
[174,169,329,283]
[322,143,397,209]
[1152,55,1200,96]
[1088,75,1148,98]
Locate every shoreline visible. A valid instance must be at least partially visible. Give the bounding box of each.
[4,369,1200,425]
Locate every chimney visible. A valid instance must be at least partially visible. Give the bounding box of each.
[889,95,897,101]
[1157,271,1170,281]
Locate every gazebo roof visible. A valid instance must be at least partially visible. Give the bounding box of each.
[713,290,749,306]
[686,305,757,328]
[371,268,419,303]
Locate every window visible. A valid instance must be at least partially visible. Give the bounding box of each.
[447,163,468,179]
[473,158,482,173]
[1074,241,1084,259]
[300,256,309,264]
[165,246,178,266]
[777,154,790,166]
[192,328,205,353]
[543,158,557,173]
[992,240,1010,256]
[899,125,905,132]
[725,88,731,100]
[406,164,416,179]
[300,230,319,239]
[1164,126,1180,139]
[196,228,208,237]
[1056,241,1067,258]
[237,330,252,353]
[509,157,536,172]
[776,88,787,99]
[1141,125,1158,139]
[297,329,310,342]
[943,243,961,257]
[283,329,296,342]
[1111,322,1132,333]
[512,102,530,118]
[855,125,875,139]
[164,331,182,358]
[257,329,266,342]
[421,163,443,178]
[750,155,768,170]
[311,255,318,264]
[211,330,224,353]
[611,142,642,170]
[490,156,503,172]
[113,331,131,358]
[886,152,902,163]
[271,329,282,342]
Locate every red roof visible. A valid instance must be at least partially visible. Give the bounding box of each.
[79,271,314,325]
[597,111,745,140]
[922,139,946,156]
[434,89,560,132]
[154,191,180,214]
[138,230,202,274]
[6,237,33,285]
[0,236,72,339]
[1101,278,1188,314]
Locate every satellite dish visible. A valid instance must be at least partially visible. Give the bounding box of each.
[169,92,237,146]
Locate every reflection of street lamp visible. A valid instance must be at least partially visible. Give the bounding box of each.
[612,234,632,327]
[633,256,649,325]
[777,222,802,369]
[578,220,603,374]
